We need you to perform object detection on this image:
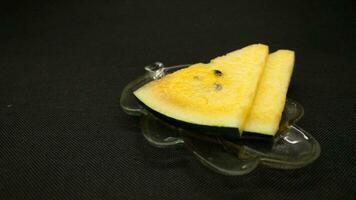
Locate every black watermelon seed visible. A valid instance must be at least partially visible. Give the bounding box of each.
[213,69,223,76]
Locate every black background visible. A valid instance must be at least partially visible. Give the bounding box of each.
[1,0,355,199]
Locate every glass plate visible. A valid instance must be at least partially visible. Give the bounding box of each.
[120,62,321,175]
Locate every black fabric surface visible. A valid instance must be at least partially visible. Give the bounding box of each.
[1,0,355,199]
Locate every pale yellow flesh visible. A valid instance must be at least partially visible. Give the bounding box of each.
[134,44,269,129]
[244,50,295,135]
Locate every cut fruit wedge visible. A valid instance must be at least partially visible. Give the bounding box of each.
[134,44,269,131]
[244,50,295,135]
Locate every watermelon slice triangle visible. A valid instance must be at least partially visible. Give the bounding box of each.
[134,44,269,133]
[244,50,295,135]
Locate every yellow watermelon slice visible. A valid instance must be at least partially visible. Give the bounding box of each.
[244,50,295,135]
[133,44,269,131]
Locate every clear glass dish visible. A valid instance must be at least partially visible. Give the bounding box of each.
[120,62,321,175]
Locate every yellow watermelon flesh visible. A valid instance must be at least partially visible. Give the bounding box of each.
[133,44,269,130]
[244,50,295,135]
